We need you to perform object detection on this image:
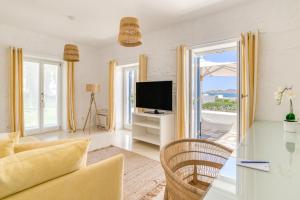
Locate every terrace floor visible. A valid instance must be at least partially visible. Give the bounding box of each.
[197,128,237,155]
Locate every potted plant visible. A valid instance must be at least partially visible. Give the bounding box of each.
[274,86,298,132]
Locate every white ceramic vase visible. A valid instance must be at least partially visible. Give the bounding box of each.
[283,120,299,133]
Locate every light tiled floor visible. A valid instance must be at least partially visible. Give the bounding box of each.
[30,128,236,200]
[34,127,237,159]
[200,129,237,150]
[34,129,161,161]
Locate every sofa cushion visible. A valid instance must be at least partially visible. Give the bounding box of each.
[0,139,90,199]
[2,154,124,200]
[0,138,14,158]
[14,138,87,153]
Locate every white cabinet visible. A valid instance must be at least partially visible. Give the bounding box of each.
[132,112,175,148]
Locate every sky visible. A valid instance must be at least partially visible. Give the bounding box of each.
[200,50,237,92]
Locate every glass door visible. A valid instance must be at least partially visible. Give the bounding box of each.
[190,56,202,138]
[23,59,62,134]
[43,63,60,128]
[123,66,138,129]
[23,61,40,130]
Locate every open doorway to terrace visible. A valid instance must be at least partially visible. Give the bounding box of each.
[190,41,239,151]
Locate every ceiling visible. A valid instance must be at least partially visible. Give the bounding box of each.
[0,0,247,47]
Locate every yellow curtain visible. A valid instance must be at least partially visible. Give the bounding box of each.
[108,60,117,131]
[9,47,24,137]
[136,54,148,113]
[67,62,77,132]
[176,45,187,140]
[241,32,259,138]
[17,49,24,136]
[9,48,17,133]
[138,54,148,81]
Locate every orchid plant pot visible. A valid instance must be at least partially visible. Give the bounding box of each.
[283,108,298,133]
[274,87,298,133]
[283,120,298,133]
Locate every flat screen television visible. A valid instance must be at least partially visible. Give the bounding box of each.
[136,81,172,113]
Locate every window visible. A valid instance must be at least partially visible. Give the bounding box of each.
[23,58,62,134]
[123,66,138,129]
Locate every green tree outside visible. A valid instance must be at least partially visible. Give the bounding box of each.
[202,99,237,113]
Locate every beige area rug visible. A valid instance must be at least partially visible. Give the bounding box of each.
[87,146,165,200]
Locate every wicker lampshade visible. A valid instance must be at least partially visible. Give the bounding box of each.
[63,44,80,62]
[86,84,100,93]
[118,17,142,47]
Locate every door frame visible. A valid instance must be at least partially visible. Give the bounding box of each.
[188,39,240,140]
[122,65,138,130]
[23,57,63,135]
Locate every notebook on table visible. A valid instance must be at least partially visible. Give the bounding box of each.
[237,160,270,172]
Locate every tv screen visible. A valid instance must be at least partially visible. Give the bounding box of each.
[136,81,172,111]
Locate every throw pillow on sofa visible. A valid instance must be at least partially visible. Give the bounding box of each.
[0,138,90,199]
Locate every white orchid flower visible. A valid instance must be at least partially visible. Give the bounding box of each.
[276,87,283,93]
[274,89,284,105]
[275,86,296,121]
[274,86,295,105]
[286,90,296,99]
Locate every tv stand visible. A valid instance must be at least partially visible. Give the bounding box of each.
[144,110,164,114]
[132,112,175,149]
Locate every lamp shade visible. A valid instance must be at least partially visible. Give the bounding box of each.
[118,17,142,47]
[64,44,80,62]
[86,84,100,93]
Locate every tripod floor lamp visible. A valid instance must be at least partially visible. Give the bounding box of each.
[83,84,100,133]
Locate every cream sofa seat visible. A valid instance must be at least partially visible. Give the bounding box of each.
[3,154,124,200]
[0,135,124,200]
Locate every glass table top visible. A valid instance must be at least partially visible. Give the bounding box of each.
[206,121,300,200]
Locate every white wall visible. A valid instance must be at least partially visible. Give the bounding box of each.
[96,0,300,122]
[0,0,299,133]
[0,25,101,132]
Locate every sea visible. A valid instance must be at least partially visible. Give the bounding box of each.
[206,93,237,98]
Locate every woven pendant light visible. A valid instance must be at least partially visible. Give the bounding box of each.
[118,17,142,47]
[63,44,80,62]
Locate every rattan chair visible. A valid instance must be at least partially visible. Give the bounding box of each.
[160,139,233,200]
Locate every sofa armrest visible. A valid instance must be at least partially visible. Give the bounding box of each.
[4,154,124,200]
